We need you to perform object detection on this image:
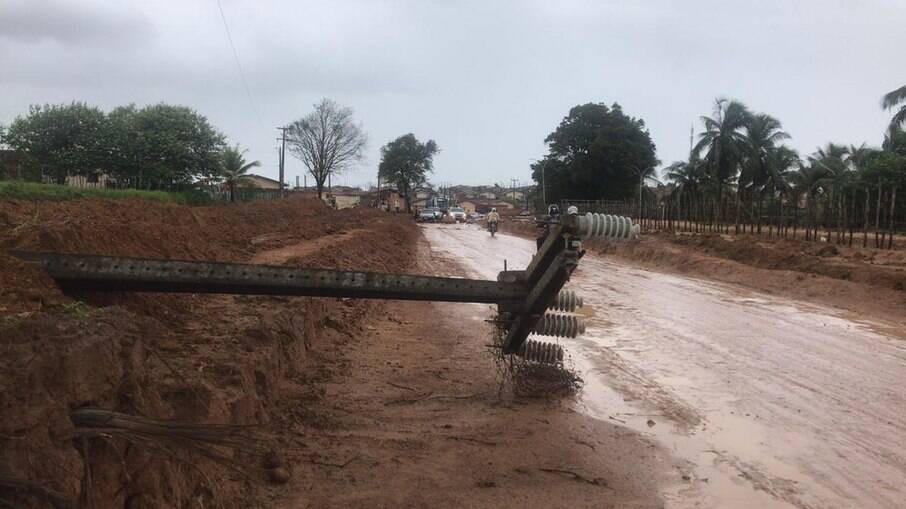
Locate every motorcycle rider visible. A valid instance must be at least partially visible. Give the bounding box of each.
[536,204,561,250]
[487,207,500,234]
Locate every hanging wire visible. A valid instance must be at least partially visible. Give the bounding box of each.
[213,0,263,127]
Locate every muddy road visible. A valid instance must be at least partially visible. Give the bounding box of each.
[422,223,906,509]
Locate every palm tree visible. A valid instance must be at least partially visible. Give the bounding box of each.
[221,144,260,202]
[881,85,906,129]
[764,146,799,236]
[694,98,751,223]
[882,125,906,156]
[810,143,850,241]
[665,153,710,231]
[741,113,790,233]
[788,163,827,240]
[665,155,704,195]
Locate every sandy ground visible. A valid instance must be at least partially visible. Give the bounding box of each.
[277,234,679,508]
[423,223,906,509]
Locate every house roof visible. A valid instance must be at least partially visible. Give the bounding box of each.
[240,174,281,185]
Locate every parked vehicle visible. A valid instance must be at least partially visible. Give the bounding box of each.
[418,208,438,222]
[449,207,466,222]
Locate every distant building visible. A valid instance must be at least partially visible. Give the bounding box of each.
[328,188,368,209]
[65,172,110,188]
[459,200,477,214]
[459,199,514,214]
[373,188,404,211]
[413,187,432,200]
[239,174,283,190]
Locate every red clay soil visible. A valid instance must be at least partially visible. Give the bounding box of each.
[0,195,419,508]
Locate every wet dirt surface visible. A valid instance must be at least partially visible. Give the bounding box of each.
[278,232,675,509]
[422,223,906,509]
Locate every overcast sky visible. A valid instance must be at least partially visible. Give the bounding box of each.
[1,0,904,188]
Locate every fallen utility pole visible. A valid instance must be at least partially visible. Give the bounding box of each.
[14,213,638,358]
[12,251,528,306]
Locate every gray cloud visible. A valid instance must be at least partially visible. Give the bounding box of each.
[0,0,152,45]
[1,0,904,187]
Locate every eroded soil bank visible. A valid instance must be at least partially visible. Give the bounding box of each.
[1,196,417,507]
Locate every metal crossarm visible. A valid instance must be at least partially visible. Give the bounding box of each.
[11,251,528,304]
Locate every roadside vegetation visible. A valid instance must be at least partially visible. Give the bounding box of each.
[656,92,906,247]
[0,98,363,202]
[2,102,225,189]
[0,180,209,204]
[530,88,906,249]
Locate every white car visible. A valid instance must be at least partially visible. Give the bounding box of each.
[449,207,466,222]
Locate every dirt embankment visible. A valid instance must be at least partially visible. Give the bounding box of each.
[499,219,906,324]
[0,196,417,508]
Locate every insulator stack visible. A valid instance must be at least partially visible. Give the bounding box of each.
[532,313,585,338]
[549,289,583,312]
[517,339,565,365]
[576,213,640,240]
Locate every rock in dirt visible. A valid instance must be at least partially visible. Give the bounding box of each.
[268,467,291,484]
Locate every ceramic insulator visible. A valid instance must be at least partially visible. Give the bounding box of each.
[549,289,583,312]
[517,339,565,365]
[532,313,586,338]
[575,213,640,239]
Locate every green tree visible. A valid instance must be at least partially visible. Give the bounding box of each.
[119,104,226,189]
[377,133,439,212]
[788,162,827,239]
[883,125,906,156]
[3,102,108,184]
[694,98,751,216]
[739,112,790,231]
[219,144,260,202]
[882,85,906,129]
[106,104,141,186]
[532,102,658,202]
[665,153,707,196]
[742,113,789,192]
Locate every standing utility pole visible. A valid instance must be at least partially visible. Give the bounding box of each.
[277,127,288,196]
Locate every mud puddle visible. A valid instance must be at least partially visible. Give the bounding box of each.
[421,223,906,509]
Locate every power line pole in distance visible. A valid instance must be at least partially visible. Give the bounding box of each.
[277,126,288,196]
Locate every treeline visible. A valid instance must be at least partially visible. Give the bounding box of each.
[1,102,226,190]
[659,95,906,248]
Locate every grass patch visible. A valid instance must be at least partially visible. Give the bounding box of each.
[0,181,212,204]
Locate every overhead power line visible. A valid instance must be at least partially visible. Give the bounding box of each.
[214,0,262,126]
